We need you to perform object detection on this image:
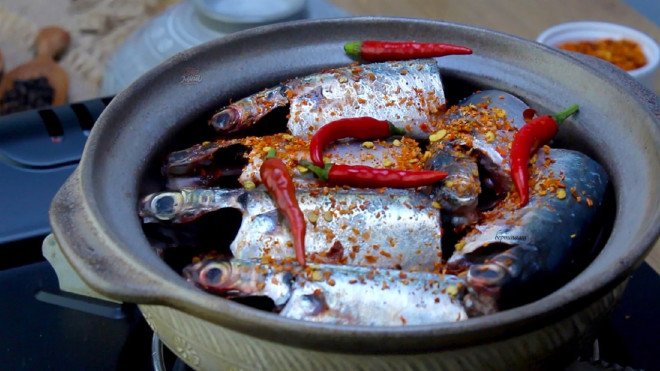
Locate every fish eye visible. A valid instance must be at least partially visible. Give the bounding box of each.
[203,266,224,285]
[151,193,181,220]
[469,264,505,284]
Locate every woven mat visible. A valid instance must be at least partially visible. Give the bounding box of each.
[0,0,175,101]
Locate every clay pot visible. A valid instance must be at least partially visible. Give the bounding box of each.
[49,18,659,370]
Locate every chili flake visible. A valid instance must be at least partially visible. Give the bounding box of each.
[558,38,647,71]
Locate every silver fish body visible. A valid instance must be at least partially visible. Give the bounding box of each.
[210,59,446,139]
[280,265,468,326]
[448,149,609,316]
[184,258,468,326]
[140,187,443,270]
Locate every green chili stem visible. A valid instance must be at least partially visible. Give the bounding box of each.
[388,123,406,136]
[343,41,362,59]
[553,104,579,124]
[299,160,330,181]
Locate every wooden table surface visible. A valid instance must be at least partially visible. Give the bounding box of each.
[331,0,660,272]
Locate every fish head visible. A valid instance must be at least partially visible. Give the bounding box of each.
[183,258,239,294]
[426,145,480,230]
[209,107,241,132]
[462,243,542,316]
[165,142,220,176]
[184,258,295,306]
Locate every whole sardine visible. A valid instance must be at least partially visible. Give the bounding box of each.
[183,258,468,326]
[164,134,423,190]
[209,60,446,139]
[447,149,609,316]
[140,187,443,271]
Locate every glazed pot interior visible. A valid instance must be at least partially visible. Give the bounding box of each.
[139,69,616,300]
[66,18,659,352]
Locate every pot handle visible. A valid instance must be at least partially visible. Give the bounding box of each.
[49,169,182,303]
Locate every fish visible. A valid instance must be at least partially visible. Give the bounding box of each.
[424,90,528,231]
[184,258,468,326]
[163,134,424,190]
[140,187,443,271]
[209,59,446,139]
[447,90,528,193]
[447,148,609,316]
[425,145,481,231]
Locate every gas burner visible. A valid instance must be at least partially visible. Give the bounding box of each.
[152,334,193,371]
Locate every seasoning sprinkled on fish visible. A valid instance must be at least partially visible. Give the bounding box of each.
[140,187,443,270]
[140,58,613,327]
[184,258,468,326]
[209,59,446,139]
[164,134,424,190]
[442,90,528,190]
[424,90,528,231]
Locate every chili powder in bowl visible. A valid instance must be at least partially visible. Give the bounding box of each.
[537,21,659,90]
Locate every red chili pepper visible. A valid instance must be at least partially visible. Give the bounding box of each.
[510,104,579,207]
[260,149,306,265]
[310,117,406,166]
[301,161,447,188]
[344,40,473,62]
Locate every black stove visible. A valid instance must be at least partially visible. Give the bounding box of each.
[0,102,658,370]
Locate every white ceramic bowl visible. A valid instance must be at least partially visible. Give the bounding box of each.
[193,0,306,25]
[537,21,659,90]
